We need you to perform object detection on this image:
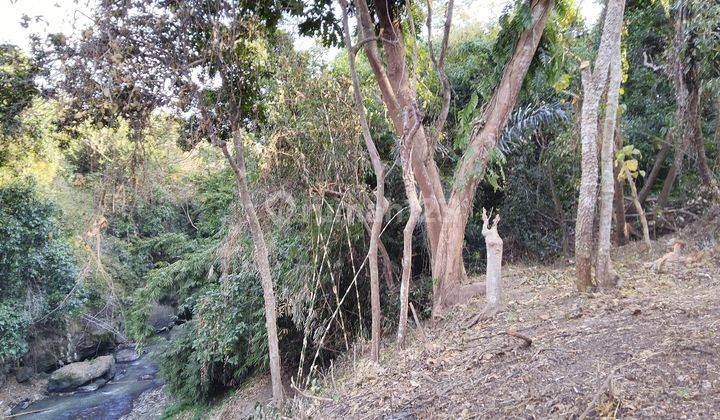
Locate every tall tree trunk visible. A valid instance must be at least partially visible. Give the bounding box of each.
[339,0,388,363]
[220,133,284,405]
[597,54,623,290]
[574,0,626,292]
[397,107,422,348]
[431,0,554,316]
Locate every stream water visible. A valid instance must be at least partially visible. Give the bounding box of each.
[11,344,164,420]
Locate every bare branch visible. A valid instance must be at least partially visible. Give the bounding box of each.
[426,0,455,138]
[642,51,663,72]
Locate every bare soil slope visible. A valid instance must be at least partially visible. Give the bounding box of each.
[299,212,720,418]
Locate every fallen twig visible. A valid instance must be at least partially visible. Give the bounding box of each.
[409,302,428,343]
[506,330,533,347]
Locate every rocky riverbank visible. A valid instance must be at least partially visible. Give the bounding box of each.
[8,341,165,419]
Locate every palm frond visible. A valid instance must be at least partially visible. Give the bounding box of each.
[499,102,569,153]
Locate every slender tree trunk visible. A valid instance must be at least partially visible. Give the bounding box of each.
[574,0,626,292]
[624,166,651,246]
[657,157,680,208]
[220,133,284,405]
[575,74,602,291]
[377,237,394,289]
[360,213,394,289]
[613,168,628,245]
[397,107,422,348]
[613,123,629,245]
[637,142,670,205]
[339,0,387,363]
[597,53,623,290]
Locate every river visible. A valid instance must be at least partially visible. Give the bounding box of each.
[10,345,164,420]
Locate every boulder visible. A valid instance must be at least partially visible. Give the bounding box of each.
[76,377,109,393]
[47,355,115,393]
[114,348,140,364]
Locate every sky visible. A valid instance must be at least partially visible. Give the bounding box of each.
[1,0,603,54]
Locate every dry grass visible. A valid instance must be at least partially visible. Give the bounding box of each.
[292,212,720,419]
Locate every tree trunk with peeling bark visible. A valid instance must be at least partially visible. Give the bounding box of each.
[354,0,553,318]
[339,0,387,363]
[431,0,555,316]
[575,0,626,292]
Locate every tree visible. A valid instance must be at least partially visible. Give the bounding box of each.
[338,0,388,362]
[657,0,720,208]
[187,8,288,405]
[345,0,554,317]
[43,0,317,405]
[617,145,651,246]
[574,0,626,291]
[0,44,38,134]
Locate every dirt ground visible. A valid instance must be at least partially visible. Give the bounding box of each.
[294,213,720,418]
[0,375,47,417]
[121,385,175,420]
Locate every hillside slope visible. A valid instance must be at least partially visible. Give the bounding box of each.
[295,212,720,418]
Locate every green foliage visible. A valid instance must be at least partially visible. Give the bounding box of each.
[0,179,79,363]
[155,322,208,401]
[0,44,38,134]
[623,0,674,176]
[0,302,30,363]
[157,271,268,403]
[0,99,67,187]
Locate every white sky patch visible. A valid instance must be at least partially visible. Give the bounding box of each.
[1,0,95,51]
[3,0,603,56]
[291,0,603,58]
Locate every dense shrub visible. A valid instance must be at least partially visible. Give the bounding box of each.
[0,179,79,363]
